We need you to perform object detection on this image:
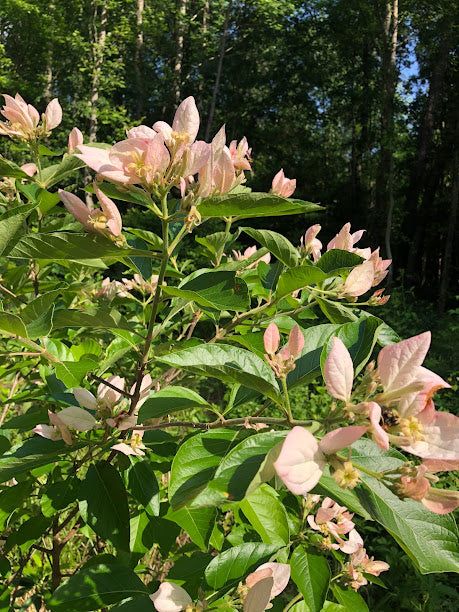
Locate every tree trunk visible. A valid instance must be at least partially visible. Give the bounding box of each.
[405,19,452,276]
[204,1,231,141]
[173,0,187,105]
[438,126,459,313]
[88,1,108,143]
[134,0,145,118]
[374,0,398,258]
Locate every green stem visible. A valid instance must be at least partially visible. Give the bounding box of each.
[336,453,383,480]
[128,193,170,415]
[168,223,187,255]
[283,593,304,611]
[281,377,294,423]
[215,216,232,265]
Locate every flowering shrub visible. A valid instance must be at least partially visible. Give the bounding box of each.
[0,94,457,611]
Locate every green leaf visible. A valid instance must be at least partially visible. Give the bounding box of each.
[138,386,210,422]
[277,264,327,298]
[8,232,158,263]
[110,596,156,611]
[0,312,28,337]
[22,289,63,324]
[129,512,158,554]
[315,297,359,324]
[0,437,85,483]
[54,356,98,388]
[331,585,369,612]
[316,250,364,274]
[240,484,290,546]
[351,439,459,574]
[90,182,153,207]
[0,481,33,530]
[290,545,331,612]
[1,405,49,431]
[0,157,29,179]
[163,269,250,312]
[198,192,322,219]
[41,478,78,517]
[53,308,133,331]
[48,564,149,611]
[79,461,130,551]
[241,227,299,267]
[286,324,340,389]
[166,505,217,550]
[5,515,52,552]
[209,431,287,502]
[127,459,160,516]
[0,205,34,255]
[26,303,54,338]
[125,227,163,250]
[195,231,228,258]
[40,155,86,188]
[204,542,279,589]
[169,429,250,508]
[156,344,282,403]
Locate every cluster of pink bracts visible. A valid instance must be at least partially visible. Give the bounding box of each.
[264,322,459,514]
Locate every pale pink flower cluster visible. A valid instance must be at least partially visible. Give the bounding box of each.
[301,222,391,300]
[122,273,159,295]
[91,277,128,301]
[343,530,390,590]
[58,182,124,245]
[34,406,96,445]
[307,497,361,553]
[0,94,62,141]
[75,97,251,204]
[320,333,459,512]
[270,169,296,198]
[263,322,305,378]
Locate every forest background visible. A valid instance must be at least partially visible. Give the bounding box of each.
[0,0,458,608]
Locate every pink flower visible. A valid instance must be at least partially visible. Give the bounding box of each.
[263,323,305,377]
[270,169,296,198]
[229,137,252,171]
[306,497,361,553]
[150,582,192,612]
[68,127,83,153]
[58,184,123,240]
[346,539,390,590]
[324,337,354,403]
[300,224,322,261]
[368,248,391,286]
[394,461,458,513]
[130,373,153,409]
[273,426,366,495]
[34,407,96,445]
[73,376,125,413]
[246,562,290,607]
[111,429,146,457]
[153,96,200,148]
[327,223,371,259]
[0,93,61,140]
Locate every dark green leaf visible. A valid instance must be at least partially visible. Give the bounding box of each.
[5,515,52,552]
[26,303,54,338]
[315,297,359,324]
[198,192,322,219]
[331,585,369,612]
[166,505,217,550]
[156,344,282,404]
[79,461,130,551]
[1,405,49,431]
[241,227,299,267]
[54,356,99,388]
[277,264,327,298]
[290,545,330,612]
[163,269,250,312]
[41,478,78,517]
[205,543,279,589]
[0,312,27,337]
[127,459,160,516]
[48,564,149,611]
[0,157,29,178]
[240,484,290,546]
[53,308,133,331]
[138,386,210,422]
[316,250,364,274]
[40,155,86,188]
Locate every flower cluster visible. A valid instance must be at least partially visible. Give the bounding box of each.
[263,322,305,378]
[0,94,62,141]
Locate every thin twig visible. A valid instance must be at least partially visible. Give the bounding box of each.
[132,416,313,432]
[88,374,133,399]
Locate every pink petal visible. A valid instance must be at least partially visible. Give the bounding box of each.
[377,332,431,395]
[172,96,200,142]
[58,189,93,231]
[152,120,172,141]
[401,411,459,460]
[33,424,61,441]
[422,459,459,473]
[150,582,192,612]
[264,322,280,354]
[273,427,326,495]
[368,402,389,451]
[324,337,354,402]
[57,406,97,431]
[319,426,367,455]
[44,98,62,130]
[342,260,375,297]
[75,145,112,173]
[251,562,290,598]
[93,183,122,236]
[421,488,459,514]
[97,375,125,407]
[338,528,364,554]
[126,125,157,139]
[287,325,305,358]
[73,388,98,411]
[68,127,83,153]
[20,163,37,177]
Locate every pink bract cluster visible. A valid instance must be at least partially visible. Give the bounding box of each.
[0,94,62,140]
[273,329,459,514]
